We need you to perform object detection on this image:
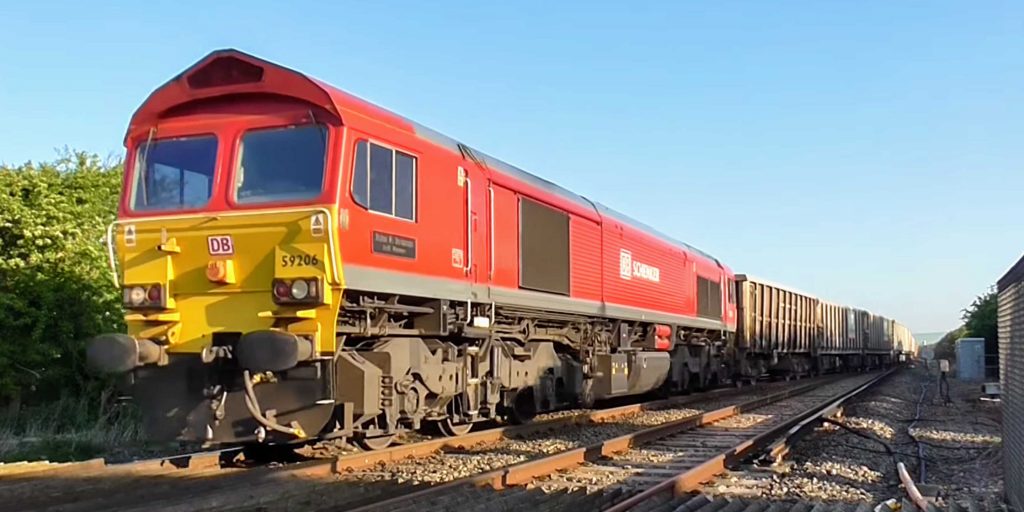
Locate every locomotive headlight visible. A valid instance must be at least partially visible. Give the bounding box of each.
[127,286,147,306]
[271,278,322,304]
[122,283,167,309]
[290,279,310,300]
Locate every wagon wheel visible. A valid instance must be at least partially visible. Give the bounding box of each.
[438,417,473,437]
[355,433,395,451]
[354,413,396,450]
[432,396,475,436]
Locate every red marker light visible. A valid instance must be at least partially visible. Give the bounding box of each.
[273,280,291,300]
[146,285,162,304]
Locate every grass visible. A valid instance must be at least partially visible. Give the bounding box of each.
[0,395,150,463]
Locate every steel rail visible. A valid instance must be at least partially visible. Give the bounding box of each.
[0,378,751,482]
[604,369,895,512]
[0,376,785,485]
[762,369,896,464]
[1,374,852,511]
[0,447,241,480]
[343,376,855,512]
[331,382,753,473]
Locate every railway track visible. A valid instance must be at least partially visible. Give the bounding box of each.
[342,371,890,512]
[0,372,880,511]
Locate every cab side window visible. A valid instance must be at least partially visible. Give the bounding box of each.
[352,140,416,221]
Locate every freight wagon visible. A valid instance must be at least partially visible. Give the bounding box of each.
[892,321,916,362]
[734,276,896,377]
[734,276,816,379]
[86,49,910,448]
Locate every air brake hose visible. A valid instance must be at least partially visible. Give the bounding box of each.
[242,370,307,438]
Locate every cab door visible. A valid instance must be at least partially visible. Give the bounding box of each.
[458,158,489,290]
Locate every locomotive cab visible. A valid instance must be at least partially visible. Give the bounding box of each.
[88,53,351,443]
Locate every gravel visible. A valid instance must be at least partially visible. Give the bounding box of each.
[527,375,881,497]
[711,413,773,429]
[348,451,529,484]
[337,403,708,485]
[331,376,856,491]
[698,367,1006,509]
[909,427,1001,446]
[839,416,896,440]
[711,470,877,503]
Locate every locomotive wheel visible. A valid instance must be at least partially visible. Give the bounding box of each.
[578,379,595,408]
[509,386,538,424]
[354,433,395,451]
[680,367,692,394]
[438,418,473,437]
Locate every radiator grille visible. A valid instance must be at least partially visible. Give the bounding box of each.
[697,276,722,319]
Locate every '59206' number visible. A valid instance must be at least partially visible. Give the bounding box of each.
[281,254,319,267]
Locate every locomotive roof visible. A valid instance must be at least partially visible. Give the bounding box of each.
[412,123,720,264]
[130,48,721,266]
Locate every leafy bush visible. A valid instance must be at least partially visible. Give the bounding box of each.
[963,289,998,350]
[933,325,965,362]
[0,150,124,412]
[931,290,998,364]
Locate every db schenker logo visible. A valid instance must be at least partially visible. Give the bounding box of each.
[619,249,661,283]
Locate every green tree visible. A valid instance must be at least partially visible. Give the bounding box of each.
[0,150,123,412]
[931,291,998,365]
[962,289,997,343]
[933,325,966,362]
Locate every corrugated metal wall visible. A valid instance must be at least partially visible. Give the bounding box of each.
[867,314,888,353]
[997,255,1024,511]
[819,301,846,353]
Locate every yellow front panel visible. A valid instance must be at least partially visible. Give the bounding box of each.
[115,208,342,353]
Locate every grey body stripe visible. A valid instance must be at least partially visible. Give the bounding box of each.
[342,265,729,332]
[342,264,484,302]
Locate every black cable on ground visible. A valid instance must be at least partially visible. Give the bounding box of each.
[832,441,936,462]
[908,381,929,483]
[938,372,952,405]
[821,418,899,469]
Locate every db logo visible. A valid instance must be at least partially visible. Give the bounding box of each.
[619,249,633,280]
[207,235,235,255]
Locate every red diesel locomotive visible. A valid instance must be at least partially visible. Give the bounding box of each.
[87,50,899,448]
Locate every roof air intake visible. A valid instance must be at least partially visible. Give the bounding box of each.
[186,56,264,89]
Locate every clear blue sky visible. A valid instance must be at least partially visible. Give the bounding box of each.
[1,1,1021,333]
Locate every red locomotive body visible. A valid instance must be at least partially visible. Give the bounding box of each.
[91,50,738,445]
